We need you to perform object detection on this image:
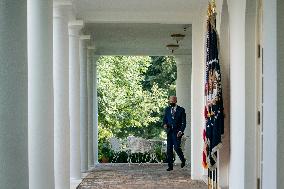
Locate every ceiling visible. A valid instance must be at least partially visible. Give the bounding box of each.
[73,0,206,24]
[72,0,207,56]
[85,23,192,56]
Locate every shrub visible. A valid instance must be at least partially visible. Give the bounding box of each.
[99,142,115,163]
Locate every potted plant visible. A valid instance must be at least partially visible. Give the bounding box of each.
[100,143,113,163]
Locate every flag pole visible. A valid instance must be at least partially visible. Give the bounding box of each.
[206,1,221,189]
[209,169,212,188]
[207,2,212,189]
[213,169,215,189]
[216,169,219,189]
[208,169,210,189]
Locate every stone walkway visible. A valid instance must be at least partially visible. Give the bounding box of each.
[77,163,207,189]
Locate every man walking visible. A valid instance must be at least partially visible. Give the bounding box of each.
[163,96,186,171]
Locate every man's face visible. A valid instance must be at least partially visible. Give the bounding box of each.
[168,96,177,104]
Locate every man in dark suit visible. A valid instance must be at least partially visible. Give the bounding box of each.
[163,96,186,171]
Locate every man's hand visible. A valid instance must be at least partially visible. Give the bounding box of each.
[177,131,183,137]
[163,124,168,129]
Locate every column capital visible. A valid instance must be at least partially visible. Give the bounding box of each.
[80,35,91,41]
[87,46,95,50]
[79,35,91,50]
[93,56,100,66]
[68,20,84,36]
[53,1,72,18]
[174,55,192,66]
[87,46,96,62]
[87,46,96,54]
[53,0,72,7]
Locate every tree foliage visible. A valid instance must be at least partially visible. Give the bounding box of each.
[142,56,177,96]
[97,56,176,140]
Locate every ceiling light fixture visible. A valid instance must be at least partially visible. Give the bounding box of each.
[171,33,185,44]
[166,44,179,53]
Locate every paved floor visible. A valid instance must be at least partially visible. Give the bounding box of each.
[76,163,207,189]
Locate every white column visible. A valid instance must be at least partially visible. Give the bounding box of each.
[276,0,284,187]
[227,1,246,188]
[0,1,28,188]
[87,47,95,168]
[53,2,71,189]
[93,56,100,164]
[191,13,206,180]
[80,35,90,172]
[69,20,84,180]
[175,55,192,163]
[28,0,54,188]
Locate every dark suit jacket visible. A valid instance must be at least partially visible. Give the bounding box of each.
[163,105,186,134]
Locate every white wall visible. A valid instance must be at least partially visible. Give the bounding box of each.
[244,0,258,188]
[223,0,283,188]
[217,0,230,188]
[227,0,246,188]
[226,0,260,188]
[263,0,277,188]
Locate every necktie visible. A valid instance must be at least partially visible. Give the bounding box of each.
[171,107,176,118]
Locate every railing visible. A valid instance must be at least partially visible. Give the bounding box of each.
[109,136,167,163]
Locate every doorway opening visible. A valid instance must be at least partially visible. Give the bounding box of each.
[97,56,177,164]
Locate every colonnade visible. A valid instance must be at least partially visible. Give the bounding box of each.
[0,0,215,189]
[0,1,99,189]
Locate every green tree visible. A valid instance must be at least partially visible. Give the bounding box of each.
[141,56,177,138]
[142,56,177,96]
[97,56,169,139]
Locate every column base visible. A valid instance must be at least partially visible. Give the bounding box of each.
[88,165,94,171]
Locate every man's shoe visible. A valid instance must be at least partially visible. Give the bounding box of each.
[167,167,173,171]
[181,160,186,168]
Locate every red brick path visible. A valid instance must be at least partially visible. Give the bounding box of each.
[77,163,207,189]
